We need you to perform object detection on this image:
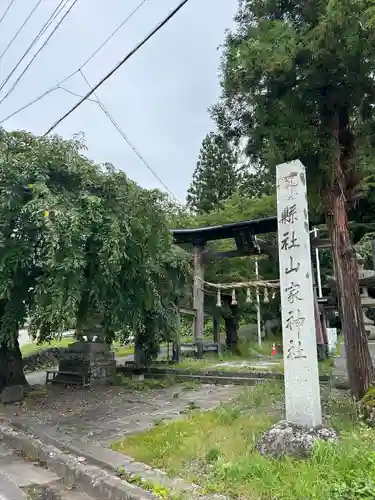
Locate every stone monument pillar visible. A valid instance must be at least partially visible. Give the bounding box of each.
[276,159,322,427]
[256,161,336,459]
[53,315,116,386]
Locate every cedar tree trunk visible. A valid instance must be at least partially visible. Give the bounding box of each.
[324,113,374,399]
[224,302,239,353]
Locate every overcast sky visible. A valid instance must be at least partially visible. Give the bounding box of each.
[0,0,237,202]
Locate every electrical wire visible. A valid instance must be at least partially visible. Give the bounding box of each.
[79,69,180,203]
[0,0,78,105]
[43,0,190,136]
[0,85,97,125]
[0,0,150,124]
[0,0,43,64]
[59,84,97,103]
[0,86,58,124]
[80,0,149,69]
[0,0,16,29]
[0,0,69,94]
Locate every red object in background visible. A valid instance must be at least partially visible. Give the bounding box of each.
[271,343,277,356]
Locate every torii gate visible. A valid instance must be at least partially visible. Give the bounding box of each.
[172,217,330,358]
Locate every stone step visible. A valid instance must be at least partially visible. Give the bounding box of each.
[26,484,96,499]
[0,425,156,499]
[0,460,59,488]
[0,443,97,500]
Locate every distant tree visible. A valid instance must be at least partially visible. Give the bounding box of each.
[186,132,239,214]
[212,0,375,399]
[241,165,275,199]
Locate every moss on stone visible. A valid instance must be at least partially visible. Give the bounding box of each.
[361,387,375,408]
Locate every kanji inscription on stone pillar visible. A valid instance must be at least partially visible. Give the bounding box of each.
[277,159,322,427]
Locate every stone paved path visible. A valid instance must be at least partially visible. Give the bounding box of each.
[5,383,242,447]
[0,442,95,499]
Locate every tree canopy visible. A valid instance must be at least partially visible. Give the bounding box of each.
[0,129,189,387]
[208,0,375,398]
[213,0,375,183]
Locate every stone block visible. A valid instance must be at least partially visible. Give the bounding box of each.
[257,420,338,459]
[53,340,116,386]
[68,341,111,355]
[1,385,24,404]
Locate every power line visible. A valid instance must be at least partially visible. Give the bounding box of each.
[44,0,190,136]
[0,0,78,105]
[59,85,96,102]
[0,0,150,124]
[0,0,69,94]
[0,0,43,64]
[80,0,150,69]
[79,69,180,202]
[0,86,58,124]
[0,0,16,29]
[0,85,97,125]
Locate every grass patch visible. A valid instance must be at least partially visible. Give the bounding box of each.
[111,342,134,357]
[165,344,333,377]
[242,338,276,357]
[319,356,334,376]
[158,350,283,374]
[21,339,134,358]
[21,337,73,356]
[111,382,375,499]
[158,338,283,373]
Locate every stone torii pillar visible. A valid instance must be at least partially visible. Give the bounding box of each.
[193,242,205,358]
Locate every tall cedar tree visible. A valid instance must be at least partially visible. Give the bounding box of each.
[187,132,238,214]
[212,0,375,398]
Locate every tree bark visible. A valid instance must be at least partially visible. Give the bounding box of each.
[324,114,374,399]
[134,331,146,369]
[223,299,239,353]
[224,313,239,353]
[0,335,28,393]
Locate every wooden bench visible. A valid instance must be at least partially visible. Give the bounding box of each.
[46,369,90,387]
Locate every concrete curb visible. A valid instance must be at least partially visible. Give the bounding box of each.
[0,472,25,500]
[144,372,263,386]
[0,424,156,500]
[9,420,200,499]
[116,366,331,384]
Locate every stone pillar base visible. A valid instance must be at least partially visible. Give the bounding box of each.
[54,341,116,386]
[195,340,204,359]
